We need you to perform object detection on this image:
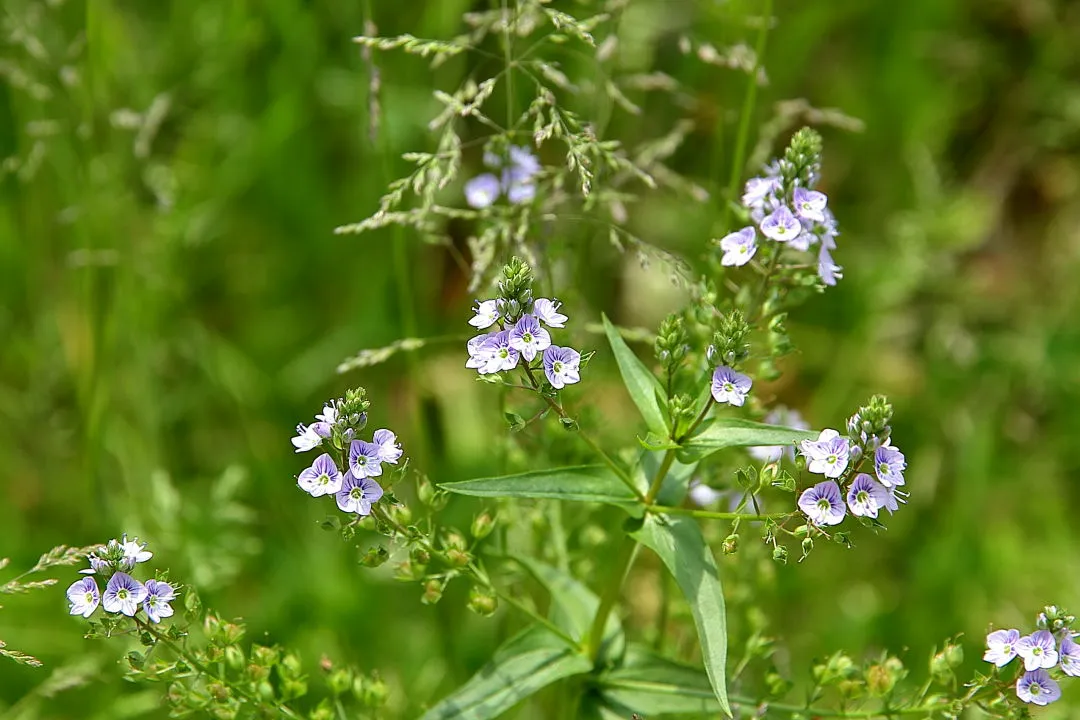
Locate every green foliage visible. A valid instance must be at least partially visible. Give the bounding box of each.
[418,625,591,720]
[632,515,730,716]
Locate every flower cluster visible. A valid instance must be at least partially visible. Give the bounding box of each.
[66,535,176,623]
[796,396,907,526]
[718,128,842,286]
[984,607,1079,706]
[291,388,401,517]
[465,259,582,390]
[464,145,541,209]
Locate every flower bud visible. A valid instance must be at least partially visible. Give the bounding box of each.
[360,545,390,568]
[722,534,738,555]
[421,579,444,605]
[471,512,495,540]
[361,675,389,708]
[445,548,471,567]
[468,586,499,617]
[388,503,412,526]
[772,545,788,564]
[224,646,245,671]
[417,475,436,506]
[328,668,353,696]
[801,537,814,557]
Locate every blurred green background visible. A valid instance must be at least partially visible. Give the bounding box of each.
[2,0,1080,717]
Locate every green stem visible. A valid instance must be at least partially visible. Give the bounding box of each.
[728,695,947,718]
[649,505,787,521]
[520,364,644,502]
[584,534,637,661]
[720,0,773,233]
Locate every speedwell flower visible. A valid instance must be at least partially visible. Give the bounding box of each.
[793,187,828,223]
[543,345,581,389]
[465,173,501,209]
[336,476,384,516]
[298,453,344,497]
[846,473,889,518]
[798,481,846,526]
[1017,630,1059,671]
[984,629,1021,667]
[66,577,100,618]
[102,572,147,617]
[373,429,403,464]
[799,429,850,478]
[508,314,551,362]
[1016,669,1061,706]
[760,206,801,242]
[533,298,567,328]
[711,366,752,406]
[143,579,176,624]
[291,423,323,453]
[478,330,520,374]
[349,440,384,479]
[874,444,906,488]
[719,227,757,267]
[1059,634,1080,676]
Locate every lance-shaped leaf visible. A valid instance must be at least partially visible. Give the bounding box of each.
[678,417,818,463]
[632,515,731,716]
[595,643,723,715]
[602,314,669,439]
[420,625,591,720]
[512,556,625,662]
[441,465,641,512]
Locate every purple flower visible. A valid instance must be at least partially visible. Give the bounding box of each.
[479,330,520,374]
[789,229,815,252]
[469,299,501,329]
[799,429,850,479]
[503,169,537,204]
[711,366,752,406]
[1059,634,1080,676]
[120,534,153,566]
[291,423,323,453]
[349,440,384,479]
[793,188,828,223]
[466,332,496,370]
[719,227,757,267]
[373,428,403,464]
[749,407,809,463]
[66,577,100,618]
[533,298,567,328]
[508,314,551,362]
[336,476,384,516]
[1017,630,1059,671]
[509,145,540,176]
[760,206,801,242]
[543,345,581,389]
[315,403,338,424]
[798,481,846,526]
[102,572,147,617]
[818,247,842,286]
[984,629,1021,667]
[846,473,890,518]
[143,579,176,624]
[741,177,777,209]
[874,444,907,488]
[1016,669,1061,706]
[465,173,501,208]
[882,486,908,515]
[298,453,344,497]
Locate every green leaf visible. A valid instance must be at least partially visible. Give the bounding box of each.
[420,625,591,720]
[512,556,625,662]
[441,466,640,511]
[632,515,730,716]
[596,644,723,715]
[602,314,669,438]
[678,417,818,463]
